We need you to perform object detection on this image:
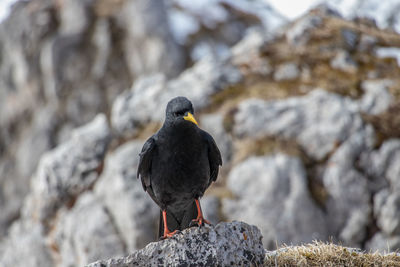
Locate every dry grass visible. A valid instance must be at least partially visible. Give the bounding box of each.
[264,241,400,267]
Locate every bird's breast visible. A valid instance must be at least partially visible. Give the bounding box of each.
[152,129,209,193]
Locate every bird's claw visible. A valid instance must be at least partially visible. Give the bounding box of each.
[190,217,212,227]
[160,230,180,240]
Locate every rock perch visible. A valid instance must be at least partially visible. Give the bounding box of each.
[86,221,264,266]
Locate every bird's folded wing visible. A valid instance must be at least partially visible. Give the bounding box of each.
[137,136,156,191]
[202,131,222,186]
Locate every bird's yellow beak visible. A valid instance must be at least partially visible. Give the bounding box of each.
[184,112,198,125]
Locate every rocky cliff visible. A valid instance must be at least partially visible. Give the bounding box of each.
[1,0,400,266]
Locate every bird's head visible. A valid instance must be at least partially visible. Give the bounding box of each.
[165,96,198,126]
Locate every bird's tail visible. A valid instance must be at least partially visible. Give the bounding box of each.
[158,200,198,238]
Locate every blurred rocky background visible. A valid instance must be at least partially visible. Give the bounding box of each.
[1,0,400,266]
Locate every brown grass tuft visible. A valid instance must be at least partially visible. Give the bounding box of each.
[264,241,400,267]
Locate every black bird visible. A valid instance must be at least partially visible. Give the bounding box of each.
[137,96,222,239]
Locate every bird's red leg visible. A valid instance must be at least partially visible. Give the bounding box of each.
[161,210,179,239]
[191,199,211,226]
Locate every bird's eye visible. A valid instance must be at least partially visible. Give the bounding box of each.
[175,111,185,116]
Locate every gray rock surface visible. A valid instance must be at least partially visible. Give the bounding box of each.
[376,193,400,236]
[273,62,299,81]
[231,87,395,247]
[94,141,159,250]
[322,126,373,246]
[223,154,327,249]
[375,47,400,66]
[233,90,363,161]
[325,0,400,33]
[120,0,184,77]
[15,105,58,182]
[0,131,160,267]
[330,50,357,73]
[0,0,185,237]
[200,195,221,226]
[111,74,167,137]
[0,223,53,267]
[23,114,111,225]
[200,113,233,164]
[365,232,400,252]
[286,14,323,46]
[52,193,126,267]
[360,139,400,191]
[231,28,273,76]
[87,221,265,267]
[359,79,393,115]
[341,28,358,50]
[166,0,287,61]
[2,3,400,266]
[111,57,242,137]
[368,140,400,237]
[0,114,112,266]
[358,139,400,251]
